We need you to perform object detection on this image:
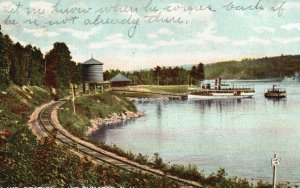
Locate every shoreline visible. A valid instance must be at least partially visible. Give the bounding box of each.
[85,96,172,136]
[85,110,144,136]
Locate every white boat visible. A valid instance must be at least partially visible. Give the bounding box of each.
[188,78,255,100]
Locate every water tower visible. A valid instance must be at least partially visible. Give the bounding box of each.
[82,57,104,93]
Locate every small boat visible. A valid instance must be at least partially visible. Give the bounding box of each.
[188,78,255,100]
[264,85,286,98]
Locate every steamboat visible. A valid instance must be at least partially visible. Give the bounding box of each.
[188,78,255,100]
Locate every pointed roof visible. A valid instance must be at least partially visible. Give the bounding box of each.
[110,73,131,82]
[83,58,103,65]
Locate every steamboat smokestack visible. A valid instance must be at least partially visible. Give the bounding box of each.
[215,79,218,89]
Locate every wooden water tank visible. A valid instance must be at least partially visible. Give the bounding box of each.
[82,58,103,83]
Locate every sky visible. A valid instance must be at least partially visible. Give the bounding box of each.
[0,0,300,70]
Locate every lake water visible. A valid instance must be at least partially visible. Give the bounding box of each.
[90,81,300,184]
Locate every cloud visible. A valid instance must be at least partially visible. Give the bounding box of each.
[146,33,158,39]
[281,23,300,31]
[67,44,79,51]
[285,2,300,10]
[153,39,182,47]
[29,1,53,15]
[233,37,271,46]
[149,23,228,48]
[146,28,174,39]
[253,26,275,33]
[157,28,174,35]
[147,22,228,48]
[59,27,101,40]
[24,28,59,37]
[273,37,300,44]
[196,23,229,44]
[88,33,149,49]
[9,35,27,46]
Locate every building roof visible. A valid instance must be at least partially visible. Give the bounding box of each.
[110,73,131,82]
[82,58,103,65]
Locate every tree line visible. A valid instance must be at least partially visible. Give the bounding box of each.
[205,55,300,79]
[104,64,205,86]
[0,31,82,94]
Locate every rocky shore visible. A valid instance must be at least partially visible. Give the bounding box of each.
[85,110,144,136]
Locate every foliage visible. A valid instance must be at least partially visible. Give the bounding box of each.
[58,92,137,138]
[0,31,80,100]
[0,85,179,187]
[205,55,300,79]
[91,141,258,187]
[190,63,205,84]
[0,32,47,89]
[44,42,77,91]
[103,64,204,86]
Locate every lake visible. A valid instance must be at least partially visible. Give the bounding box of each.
[90,81,300,184]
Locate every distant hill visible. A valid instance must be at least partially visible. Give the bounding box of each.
[205,55,300,79]
[180,64,195,70]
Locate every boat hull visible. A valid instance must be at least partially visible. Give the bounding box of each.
[264,93,286,98]
[188,93,255,100]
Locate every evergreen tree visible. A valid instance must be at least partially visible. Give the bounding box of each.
[190,63,205,85]
[10,42,27,86]
[44,42,72,90]
[54,42,72,89]
[29,47,44,86]
[196,63,205,81]
[70,61,82,85]
[154,66,162,85]
[0,32,10,90]
[44,50,58,89]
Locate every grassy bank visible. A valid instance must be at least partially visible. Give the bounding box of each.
[0,86,179,187]
[58,92,137,139]
[129,85,189,94]
[111,85,189,99]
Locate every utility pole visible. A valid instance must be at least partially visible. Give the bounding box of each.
[71,83,76,115]
[271,154,280,188]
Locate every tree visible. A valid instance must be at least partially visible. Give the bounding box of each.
[190,63,205,85]
[154,66,162,85]
[44,42,72,90]
[70,62,82,85]
[103,69,121,81]
[0,32,10,90]
[28,47,44,86]
[54,42,72,89]
[196,63,205,81]
[44,50,58,89]
[10,42,27,86]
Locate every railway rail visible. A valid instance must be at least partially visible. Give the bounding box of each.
[37,100,202,188]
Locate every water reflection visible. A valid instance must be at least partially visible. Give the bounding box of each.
[156,102,162,118]
[189,98,253,113]
[89,119,135,141]
[265,97,287,103]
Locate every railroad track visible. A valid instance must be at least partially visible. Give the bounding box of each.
[37,100,202,188]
